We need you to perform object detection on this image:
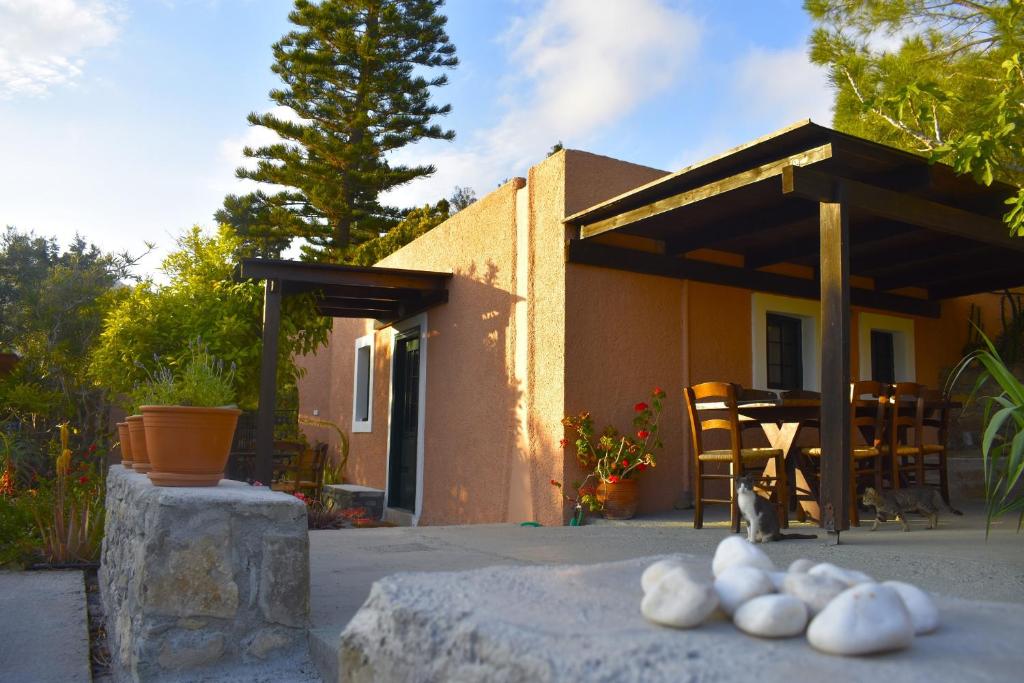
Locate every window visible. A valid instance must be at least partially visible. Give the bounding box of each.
[870,330,895,384]
[766,314,803,390]
[352,334,374,432]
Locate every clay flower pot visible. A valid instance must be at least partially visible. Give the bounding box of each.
[126,415,152,473]
[116,421,134,467]
[597,478,639,520]
[141,405,241,487]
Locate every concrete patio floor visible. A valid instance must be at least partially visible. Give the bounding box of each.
[310,502,1024,637]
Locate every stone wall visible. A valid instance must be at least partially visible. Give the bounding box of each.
[100,466,310,681]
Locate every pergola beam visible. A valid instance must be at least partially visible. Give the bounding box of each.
[577,144,833,239]
[241,258,450,292]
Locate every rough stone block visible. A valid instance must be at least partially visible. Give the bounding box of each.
[323,484,384,519]
[99,466,310,682]
[339,556,1024,683]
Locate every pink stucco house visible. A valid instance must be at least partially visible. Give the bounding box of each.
[292,121,1023,527]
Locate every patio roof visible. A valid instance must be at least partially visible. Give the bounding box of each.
[564,120,1024,534]
[239,257,451,485]
[238,258,451,324]
[564,120,1024,317]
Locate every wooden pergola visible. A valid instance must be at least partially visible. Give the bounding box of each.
[238,258,451,484]
[563,120,1024,532]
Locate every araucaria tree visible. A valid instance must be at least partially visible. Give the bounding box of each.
[807,0,1024,232]
[226,0,458,260]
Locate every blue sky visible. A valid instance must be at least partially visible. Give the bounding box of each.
[0,0,833,274]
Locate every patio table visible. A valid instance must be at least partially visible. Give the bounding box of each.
[696,396,958,524]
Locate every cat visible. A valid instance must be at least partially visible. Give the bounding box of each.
[735,474,817,543]
[861,487,963,532]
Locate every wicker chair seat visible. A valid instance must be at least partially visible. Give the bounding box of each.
[697,447,783,462]
[801,446,879,459]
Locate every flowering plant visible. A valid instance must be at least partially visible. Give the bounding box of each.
[560,387,666,484]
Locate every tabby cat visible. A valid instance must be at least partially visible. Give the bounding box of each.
[735,475,817,542]
[861,487,963,532]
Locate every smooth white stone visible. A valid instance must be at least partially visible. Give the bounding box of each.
[768,571,788,592]
[807,583,914,656]
[783,572,847,615]
[788,558,816,574]
[711,536,775,578]
[807,562,873,587]
[641,558,689,594]
[641,567,719,629]
[883,581,940,635]
[713,566,775,615]
[733,594,808,638]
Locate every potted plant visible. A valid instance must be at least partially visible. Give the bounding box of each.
[138,342,241,487]
[558,388,666,520]
[125,412,150,474]
[116,421,134,468]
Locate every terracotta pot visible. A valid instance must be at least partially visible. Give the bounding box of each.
[142,405,241,487]
[116,421,134,467]
[126,415,151,473]
[597,478,639,520]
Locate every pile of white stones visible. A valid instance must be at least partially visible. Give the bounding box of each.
[641,536,939,656]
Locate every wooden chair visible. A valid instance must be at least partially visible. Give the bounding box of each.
[684,382,788,532]
[271,441,327,497]
[917,388,952,504]
[880,382,926,489]
[801,380,886,526]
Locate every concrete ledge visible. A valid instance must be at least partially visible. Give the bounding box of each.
[338,555,1024,683]
[100,466,311,682]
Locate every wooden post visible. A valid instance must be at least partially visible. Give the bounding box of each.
[819,189,851,532]
[254,279,282,485]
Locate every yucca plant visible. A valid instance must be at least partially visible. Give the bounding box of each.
[34,423,104,563]
[298,414,349,486]
[949,330,1024,538]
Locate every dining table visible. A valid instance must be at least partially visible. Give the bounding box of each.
[696,392,959,524]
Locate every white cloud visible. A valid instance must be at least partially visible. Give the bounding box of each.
[214,105,306,196]
[734,47,834,126]
[0,0,123,98]
[383,0,701,207]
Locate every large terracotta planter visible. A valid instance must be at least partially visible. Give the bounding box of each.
[116,421,134,467]
[142,405,241,487]
[597,478,639,520]
[126,415,151,473]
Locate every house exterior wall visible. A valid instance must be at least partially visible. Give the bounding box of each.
[296,144,1013,526]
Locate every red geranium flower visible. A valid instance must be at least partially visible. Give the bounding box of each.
[78,475,89,485]
[653,387,665,397]
[550,479,562,488]
[559,438,569,448]
[636,430,650,440]
[622,459,629,467]
[637,463,647,472]
[634,402,648,412]
[607,475,620,484]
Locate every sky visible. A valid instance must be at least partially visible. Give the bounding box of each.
[0,0,835,275]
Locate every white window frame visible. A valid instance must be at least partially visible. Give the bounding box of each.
[751,293,821,391]
[858,312,916,382]
[383,313,428,526]
[352,333,374,433]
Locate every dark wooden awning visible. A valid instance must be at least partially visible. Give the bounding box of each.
[564,120,1024,317]
[238,258,451,485]
[239,258,451,324]
[563,120,1023,534]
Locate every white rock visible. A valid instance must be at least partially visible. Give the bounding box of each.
[883,581,940,635]
[711,536,775,578]
[768,571,788,592]
[783,572,847,615]
[733,594,808,638]
[808,562,872,587]
[788,558,816,574]
[641,557,689,594]
[714,566,775,615]
[641,567,718,629]
[807,583,914,656]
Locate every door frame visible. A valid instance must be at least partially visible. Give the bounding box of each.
[383,313,428,525]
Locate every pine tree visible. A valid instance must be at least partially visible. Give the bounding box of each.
[229,0,458,260]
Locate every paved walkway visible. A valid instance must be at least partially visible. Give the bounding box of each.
[310,502,1024,635]
[0,570,90,683]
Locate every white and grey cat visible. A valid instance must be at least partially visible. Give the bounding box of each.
[735,474,817,543]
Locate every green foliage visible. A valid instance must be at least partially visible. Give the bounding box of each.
[132,341,237,408]
[448,186,477,212]
[225,0,459,260]
[213,191,304,258]
[0,494,41,566]
[346,201,450,266]
[0,227,144,446]
[91,226,330,410]
[806,0,1024,233]
[949,330,1024,537]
